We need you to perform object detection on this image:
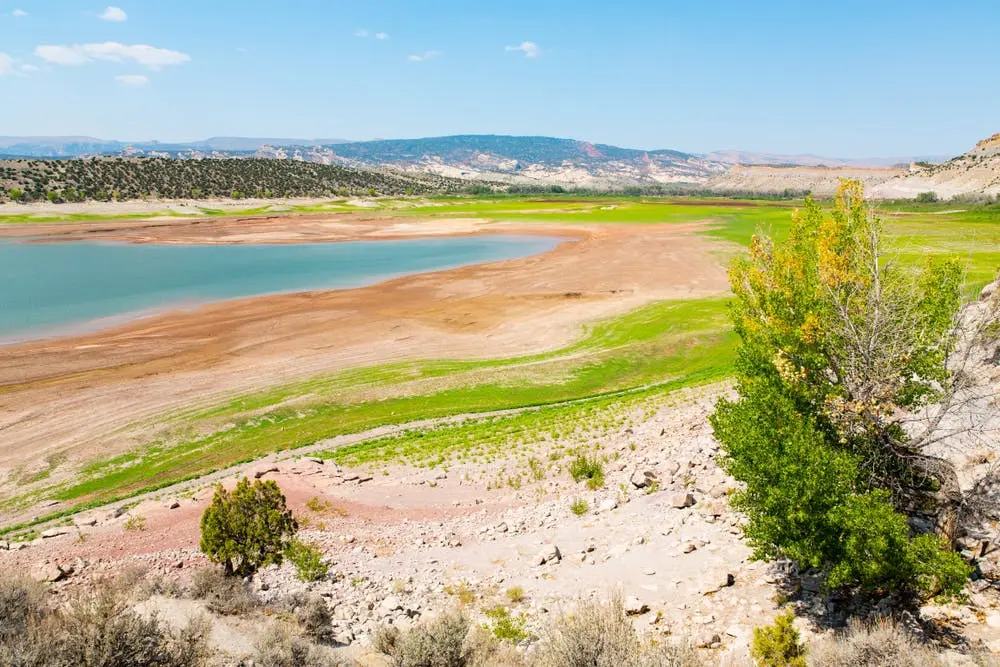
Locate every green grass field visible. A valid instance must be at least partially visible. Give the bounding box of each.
[1,194,997,534]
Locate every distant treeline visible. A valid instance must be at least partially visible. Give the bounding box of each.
[0,157,472,203]
[464,182,812,200]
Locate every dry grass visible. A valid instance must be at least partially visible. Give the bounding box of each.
[534,592,701,667]
[253,622,335,667]
[375,611,477,667]
[808,618,945,667]
[189,566,259,615]
[0,575,211,667]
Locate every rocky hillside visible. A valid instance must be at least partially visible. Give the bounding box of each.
[256,135,727,187]
[704,164,904,197]
[0,157,472,202]
[871,133,1000,199]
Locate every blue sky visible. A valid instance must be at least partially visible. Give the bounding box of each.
[1,1,998,157]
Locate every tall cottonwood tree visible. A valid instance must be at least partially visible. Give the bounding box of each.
[710,180,983,594]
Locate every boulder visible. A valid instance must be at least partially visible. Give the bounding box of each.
[304,456,324,465]
[669,492,695,509]
[254,466,279,479]
[597,497,618,513]
[981,281,998,301]
[40,528,68,539]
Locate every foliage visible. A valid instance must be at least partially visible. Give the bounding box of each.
[123,514,147,531]
[199,478,297,577]
[569,455,605,490]
[0,576,46,643]
[505,586,526,603]
[710,180,970,595]
[482,606,530,643]
[808,617,944,667]
[750,611,806,667]
[570,498,590,516]
[0,156,467,203]
[286,539,329,582]
[916,191,939,203]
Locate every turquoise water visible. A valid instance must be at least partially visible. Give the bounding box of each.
[0,234,562,342]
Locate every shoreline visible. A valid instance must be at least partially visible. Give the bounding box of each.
[0,210,731,508]
[0,231,571,346]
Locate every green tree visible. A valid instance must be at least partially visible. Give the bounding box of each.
[200,477,298,577]
[710,180,970,595]
[8,188,24,202]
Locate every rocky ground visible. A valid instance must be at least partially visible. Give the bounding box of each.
[4,367,1000,665]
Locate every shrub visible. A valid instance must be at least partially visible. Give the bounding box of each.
[710,181,971,596]
[190,567,259,615]
[569,455,605,490]
[916,191,939,203]
[286,539,329,582]
[296,594,334,645]
[534,592,641,667]
[483,605,530,643]
[378,611,475,667]
[570,498,589,516]
[199,477,298,577]
[253,623,332,667]
[751,610,806,667]
[808,618,943,667]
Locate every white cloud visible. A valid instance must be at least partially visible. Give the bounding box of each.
[115,73,148,86]
[375,32,389,40]
[100,6,128,21]
[35,42,190,69]
[20,63,39,73]
[0,53,14,76]
[407,50,441,62]
[505,41,540,58]
[354,29,369,38]
[12,8,27,17]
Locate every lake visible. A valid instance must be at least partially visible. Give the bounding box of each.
[0,234,562,342]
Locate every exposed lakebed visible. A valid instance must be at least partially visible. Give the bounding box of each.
[0,234,563,342]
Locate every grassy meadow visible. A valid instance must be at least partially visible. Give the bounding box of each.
[2,194,998,534]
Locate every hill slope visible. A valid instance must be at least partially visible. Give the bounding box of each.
[871,133,1000,199]
[0,157,471,202]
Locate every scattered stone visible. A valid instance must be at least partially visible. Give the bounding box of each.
[642,568,656,576]
[358,476,374,484]
[37,564,66,583]
[630,470,658,489]
[670,493,695,509]
[166,500,181,510]
[304,456,324,465]
[597,497,618,513]
[254,466,279,479]
[536,544,562,566]
[107,506,127,519]
[981,280,998,301]
[41,528,68,539]
[681,542,697,554]
[76,517,98,527]
[624,596,649,616]
[700,573,735,595]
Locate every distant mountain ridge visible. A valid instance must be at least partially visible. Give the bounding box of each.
[0,136,351,158]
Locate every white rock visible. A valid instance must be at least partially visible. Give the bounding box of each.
[670,493,695,509]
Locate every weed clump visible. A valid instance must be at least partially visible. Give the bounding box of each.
[483,605,530,643]
[570,498,590,516]
[569,455,605,490]
[286,539,329,582]
[296,594,335,645]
